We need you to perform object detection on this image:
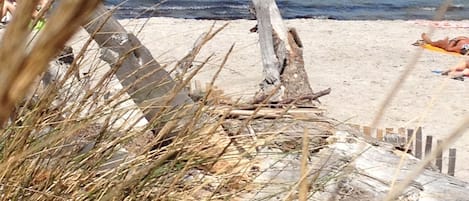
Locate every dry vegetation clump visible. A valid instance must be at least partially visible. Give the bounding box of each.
[1,1,466,201]
[0,1,337,200]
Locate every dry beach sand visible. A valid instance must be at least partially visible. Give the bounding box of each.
[69,18,469,181]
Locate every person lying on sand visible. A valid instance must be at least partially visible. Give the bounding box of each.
[441,60,469,81]
[415,33,469,55]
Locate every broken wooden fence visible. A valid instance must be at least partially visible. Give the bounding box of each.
[349,124,457,176]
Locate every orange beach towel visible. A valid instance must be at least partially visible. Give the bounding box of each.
[420,44,464,56]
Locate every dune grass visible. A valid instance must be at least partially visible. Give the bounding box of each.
[0,0,467,200]
[0,1,266,200]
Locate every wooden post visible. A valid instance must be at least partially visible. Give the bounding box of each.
[425,135,433,157]
[407,128,414,154]
[415,127,422,159]
[376,128,384,141]
[436,140,443,173]
[363,126,372,138]
[448,148,456,176]
[398,127,406,146]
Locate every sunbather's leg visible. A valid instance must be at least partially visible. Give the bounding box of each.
[461,68,469,77]
[442,60,468,75]
[448,69,469,78]
[421,33,450,49]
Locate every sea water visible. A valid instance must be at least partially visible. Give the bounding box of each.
[104,0,469,20]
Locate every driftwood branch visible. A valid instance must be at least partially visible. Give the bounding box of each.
[212,106,324,119]
[252,88,331,105]
[278,87,331,105]
[82,4,193,121]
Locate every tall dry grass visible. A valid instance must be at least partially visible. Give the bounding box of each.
[0,0,466,200]
[0,0,260,200]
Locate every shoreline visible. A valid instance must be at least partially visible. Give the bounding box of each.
[74,17,469,180]
[105,0,469,21]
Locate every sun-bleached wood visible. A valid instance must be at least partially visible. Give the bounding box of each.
[252,0,315,104]
[82,4,193,121]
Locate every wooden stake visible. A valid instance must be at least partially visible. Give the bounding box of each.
[436,140,443,173]
[407,128,414,154]
[363,126,372,138]
[448,148,457,176]
[376,128,384,141]
[424,135,432,156]
[415,127,422,159]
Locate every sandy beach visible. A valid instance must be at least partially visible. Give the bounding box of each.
[70,18,469,181]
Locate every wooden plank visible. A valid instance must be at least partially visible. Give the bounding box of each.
[407,128,414,154]
[425,135,433,157]
[214,107,324,119]
[319,134,469,201]
[376,128,384,141]
[415,127,422,159]
[436,140,443,173]
[448,148,457,176]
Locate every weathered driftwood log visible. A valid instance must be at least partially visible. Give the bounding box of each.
[82,4,193,121]
[252,0,316,104]
[210,115,469,200]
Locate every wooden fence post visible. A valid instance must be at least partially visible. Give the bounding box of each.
[397,127,406,148]
[448,148,457,176]
[425,135,433,156]
[436,140,443,173]
[376,128,384,141]
[363,126,372,138]
[415,127,423,159]
[407,128,414,154]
